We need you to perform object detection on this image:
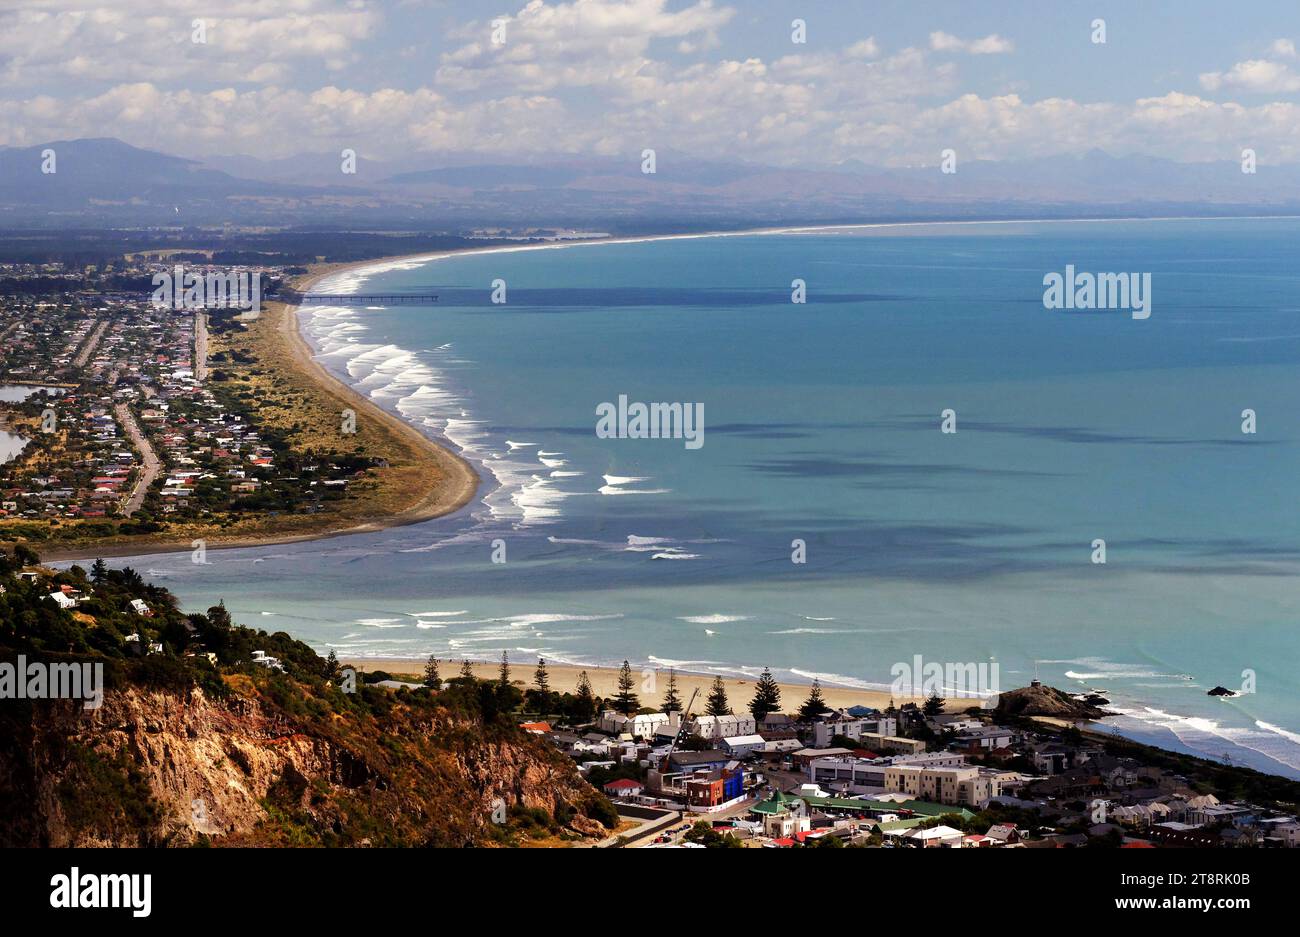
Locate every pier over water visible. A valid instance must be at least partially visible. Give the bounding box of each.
[281,289,439,306]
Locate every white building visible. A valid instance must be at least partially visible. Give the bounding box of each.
[598,710,674,740]
[1266,820,1300,848]
[810,751,968,794]
[906,825,965,848]
[251,650,285,672]
[763,811,811,839]
[812,714,898,748]
[883,764,998,807]
[721,734,766,758]
[760,738,804,754]
[689,714,757,741]
[955,726,1016,749]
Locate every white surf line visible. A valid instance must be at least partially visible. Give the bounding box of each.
[297,212,1300,524]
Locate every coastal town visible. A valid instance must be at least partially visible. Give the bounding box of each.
[6,533,1296,855]
[0,258,414,555]
[493,662,1300,849]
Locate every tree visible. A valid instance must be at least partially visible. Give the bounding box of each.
[533,657,550,693]
[705,675,731,716]
[677,733,710,752]
[683,820,743,849]
[207,600,233,632]
[324,649,340,680]
[498,650,511,688]
[662,669,683,714]
[573,670,597,723]
[613,660,640,716]
[924,691,945,717]
[460,659,474,680]
[423,654,441,690]
[798,679,829,720]
[749,667,782,722]
[90,557,108,584]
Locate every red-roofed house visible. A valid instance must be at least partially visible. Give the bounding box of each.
[603,778,645,798]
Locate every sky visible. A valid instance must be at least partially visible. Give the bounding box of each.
[2,0,1300,167]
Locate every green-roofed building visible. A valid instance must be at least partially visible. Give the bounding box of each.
[750,789,974,823]
[799,794,974,822]
[878,818,928,832]
[749,790,805,816]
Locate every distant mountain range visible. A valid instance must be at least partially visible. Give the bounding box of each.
[3,138,1300,230]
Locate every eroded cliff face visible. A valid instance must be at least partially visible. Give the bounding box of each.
[0,681,606,847]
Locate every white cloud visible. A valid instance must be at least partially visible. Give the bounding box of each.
[0,2,379,86]
[1200,59,1300,94]
[436,0,735,92]
[7,72,1300,168]
[1269,38,1296,58]
[2,0,1300,169]
[929,31,1014,55]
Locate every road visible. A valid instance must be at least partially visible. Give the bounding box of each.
[72,320,108,368]
[114,402,161,517]
[193,312,208,383]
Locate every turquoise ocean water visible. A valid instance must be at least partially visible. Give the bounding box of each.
[98,219,1300,778]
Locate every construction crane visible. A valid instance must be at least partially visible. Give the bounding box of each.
[663,687,700,764]
[659,687,701,836]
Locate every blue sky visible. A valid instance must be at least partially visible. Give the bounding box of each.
[2,0,1300,166]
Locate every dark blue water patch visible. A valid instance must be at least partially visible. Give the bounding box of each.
[884,416,1280,447]
[508,421,819,439]
[427,286,908,307]
[743,454,1065,480]
[1031,535,1300,561]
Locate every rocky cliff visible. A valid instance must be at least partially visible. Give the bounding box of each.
[994,683,1110,721]
[0,676,610,847]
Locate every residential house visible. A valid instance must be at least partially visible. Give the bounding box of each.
[603,779,645,800]
[599,710,673,740]
[985,823,1022,846]
[689,713,757,741]
[956,726,1017,750]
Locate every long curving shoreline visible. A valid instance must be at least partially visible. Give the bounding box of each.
[43,212,1289,563]
[278,261,481,529]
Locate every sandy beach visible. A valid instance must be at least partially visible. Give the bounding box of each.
[276,263,481,525]
[342,658,935,713]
